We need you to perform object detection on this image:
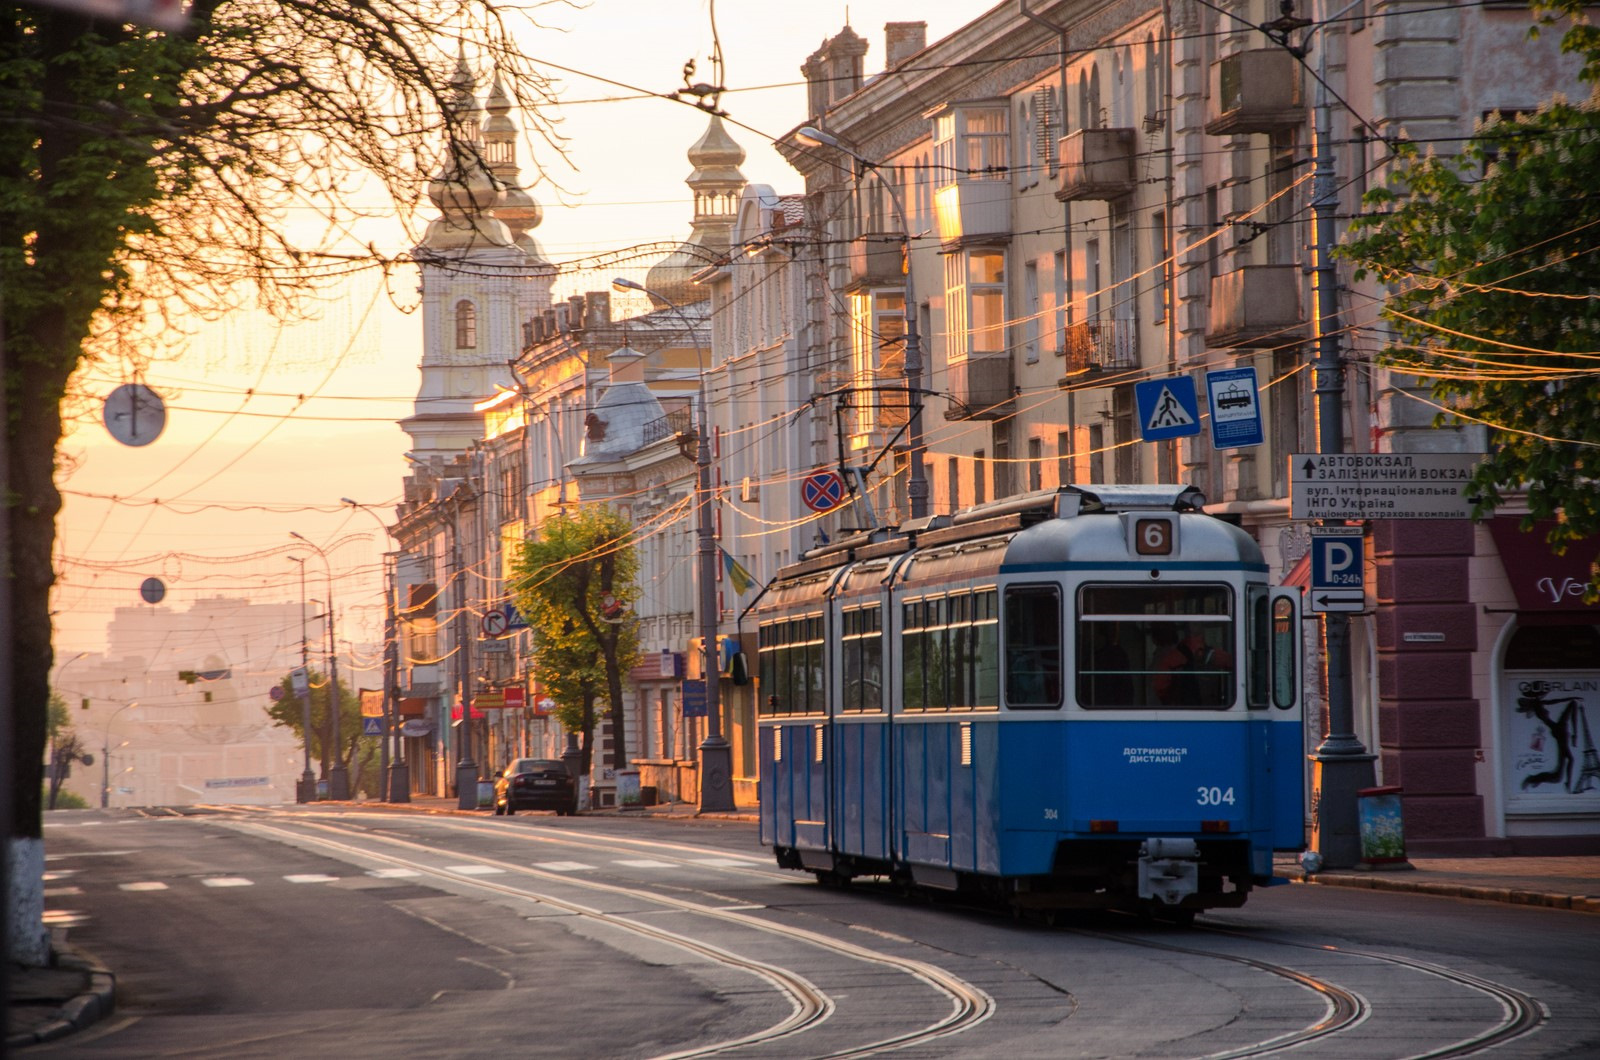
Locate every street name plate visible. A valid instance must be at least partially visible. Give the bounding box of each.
[1290,453,1481,520]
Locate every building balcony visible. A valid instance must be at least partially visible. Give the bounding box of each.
[847,232,906,290]
[945,354,1013,419]
[1063,317,1140,375]
[934,178,1012,248]
[1055,129,1138,201]
[1205,265,1307,349]
[1205,50,1304,135]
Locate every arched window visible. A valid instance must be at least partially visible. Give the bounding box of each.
[455,300,477,349]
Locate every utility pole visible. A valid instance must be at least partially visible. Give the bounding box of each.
[451,485,477,809]
[1305,10,1375,867]
[288,554,315,802]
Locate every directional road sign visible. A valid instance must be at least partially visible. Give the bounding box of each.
[801,470,847,513]
[1204,366,1264,450]
[1290,452,1481,519]
[1309,526,1365,612]
[1134,374,1202,442]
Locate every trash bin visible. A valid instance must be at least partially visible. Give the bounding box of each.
[477,779,495,810]
[1357,785,1406,864]
[617,769,641,809]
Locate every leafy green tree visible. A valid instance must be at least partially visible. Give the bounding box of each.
[267,670,378,797]
[45,693,91,810]
[1342,1,1600,597]
[2,0,565,956]
[510,506,641,773]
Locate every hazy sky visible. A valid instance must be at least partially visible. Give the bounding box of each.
[53,1,990,661]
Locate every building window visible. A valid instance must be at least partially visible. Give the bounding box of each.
[944,250,1007,363]
[994,424,1013,499]
[455,300,478,349]
[933,104,1009,180]
[947,457,961,513]
[1088,424,1105,483]
[1028,437,1043,491]
[1057,430,1072,486]
[974,449,988,504]
[1152,209,1170,325]
[849,290,907,438]
[1024,260,1040,363]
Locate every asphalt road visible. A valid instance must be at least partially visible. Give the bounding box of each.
[35,806,1600,1059]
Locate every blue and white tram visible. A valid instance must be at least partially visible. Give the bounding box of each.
[755,484,1305,916]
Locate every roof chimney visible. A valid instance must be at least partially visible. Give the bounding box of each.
[885,22,926,69]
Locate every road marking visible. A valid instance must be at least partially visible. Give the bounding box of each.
[446,864,506,876]
[119,882,169,892]
[534,861,594,872]
[614,859,676,868]
[201,877,254,888]
[42,870,79,880]
[44,887,83,897]
[689,857,759,867]
[284,874,340,884]
[367,868,421,878]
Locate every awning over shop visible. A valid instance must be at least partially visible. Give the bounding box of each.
[1487,517,1599,613]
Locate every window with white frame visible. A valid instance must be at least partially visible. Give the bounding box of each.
[849,289,908,437]
[454,299,478,349]
[932,104,1009,182]
[943,250,1007,363]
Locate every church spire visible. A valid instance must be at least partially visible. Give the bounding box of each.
[644,113,748,308]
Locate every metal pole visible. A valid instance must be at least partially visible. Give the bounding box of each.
[1307,29,1374,868]
[99,702,134,809]
[342,498,409,802]
[794,127,926,519]
[452,494,477,809]
[325,599,348,800]
[289,556,315,802]
[611,277,735,812]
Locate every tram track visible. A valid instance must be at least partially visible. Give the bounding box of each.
[225,809,1547,1058]
[220,814,995,1059]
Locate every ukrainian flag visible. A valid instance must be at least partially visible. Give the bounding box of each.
[722,549,756,595]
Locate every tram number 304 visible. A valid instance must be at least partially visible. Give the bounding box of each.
[1197,786,1237,806]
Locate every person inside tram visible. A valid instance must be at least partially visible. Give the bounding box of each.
[1153,625,1233,706]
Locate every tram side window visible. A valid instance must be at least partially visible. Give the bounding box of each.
[758,614,825,717]
[902,590,1001,712]
[1076,584,1235,710]
[1246,586,1271,709]
[1004,585,1062,708]
[841,605,883,713]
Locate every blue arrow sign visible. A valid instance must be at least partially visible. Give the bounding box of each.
[1134,374,1202,442]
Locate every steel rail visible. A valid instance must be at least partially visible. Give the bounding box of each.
[223,815,995,1058]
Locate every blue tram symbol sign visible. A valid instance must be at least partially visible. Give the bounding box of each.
[1134,374,1202,442]
[801,470,846,513]
[1204,366,1264,450]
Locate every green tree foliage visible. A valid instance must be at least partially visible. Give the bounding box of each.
[509,506,641,774]
[1342,2,1600,597]
[45,693,89,809]
[267,670,378,797]
[2,2,566,842]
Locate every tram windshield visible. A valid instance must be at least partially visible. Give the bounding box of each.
[1075,584,1236,709]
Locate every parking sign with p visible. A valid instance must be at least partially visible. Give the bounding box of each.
[1309,526,1365,612]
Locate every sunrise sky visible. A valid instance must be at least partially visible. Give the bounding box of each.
[52,0,986,659]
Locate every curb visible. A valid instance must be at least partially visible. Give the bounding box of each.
[1299,872,1600,913]
[5,944,116,1049]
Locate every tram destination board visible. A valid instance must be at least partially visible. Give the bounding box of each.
[1290,452,1482,520]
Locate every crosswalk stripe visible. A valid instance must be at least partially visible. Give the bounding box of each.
[535,861,594,872]
[284,874,340,884]
[614,859,676,868]
[120,882,169,892]
[367,868,421,878]
[201,877,254,888]
[445,864,505,876]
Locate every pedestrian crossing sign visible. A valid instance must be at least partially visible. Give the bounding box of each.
[1134,374,1202,442]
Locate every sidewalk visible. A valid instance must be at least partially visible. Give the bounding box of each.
[11,806,1598,1051]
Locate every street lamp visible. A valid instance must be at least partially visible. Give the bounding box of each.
[286,555,318,802]
[101,701,137,809]
[611,276,736,813]
[343,497,409,803]
[794,125,929,521]
[290,531,349,800]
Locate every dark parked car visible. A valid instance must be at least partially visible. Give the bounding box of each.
[493,758,578,816]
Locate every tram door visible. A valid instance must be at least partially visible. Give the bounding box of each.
[828,594,895,866]
[1256,586,1306,851]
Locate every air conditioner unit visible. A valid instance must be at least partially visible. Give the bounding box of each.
[740,476,760,502]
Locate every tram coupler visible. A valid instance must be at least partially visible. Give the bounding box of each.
[1137,838,1201,906]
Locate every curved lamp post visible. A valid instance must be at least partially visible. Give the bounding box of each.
[290,531,349,800]
[794,125,928,521]
[343,497,409,803]
[612,276,736,813]
[101,700,138,808]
